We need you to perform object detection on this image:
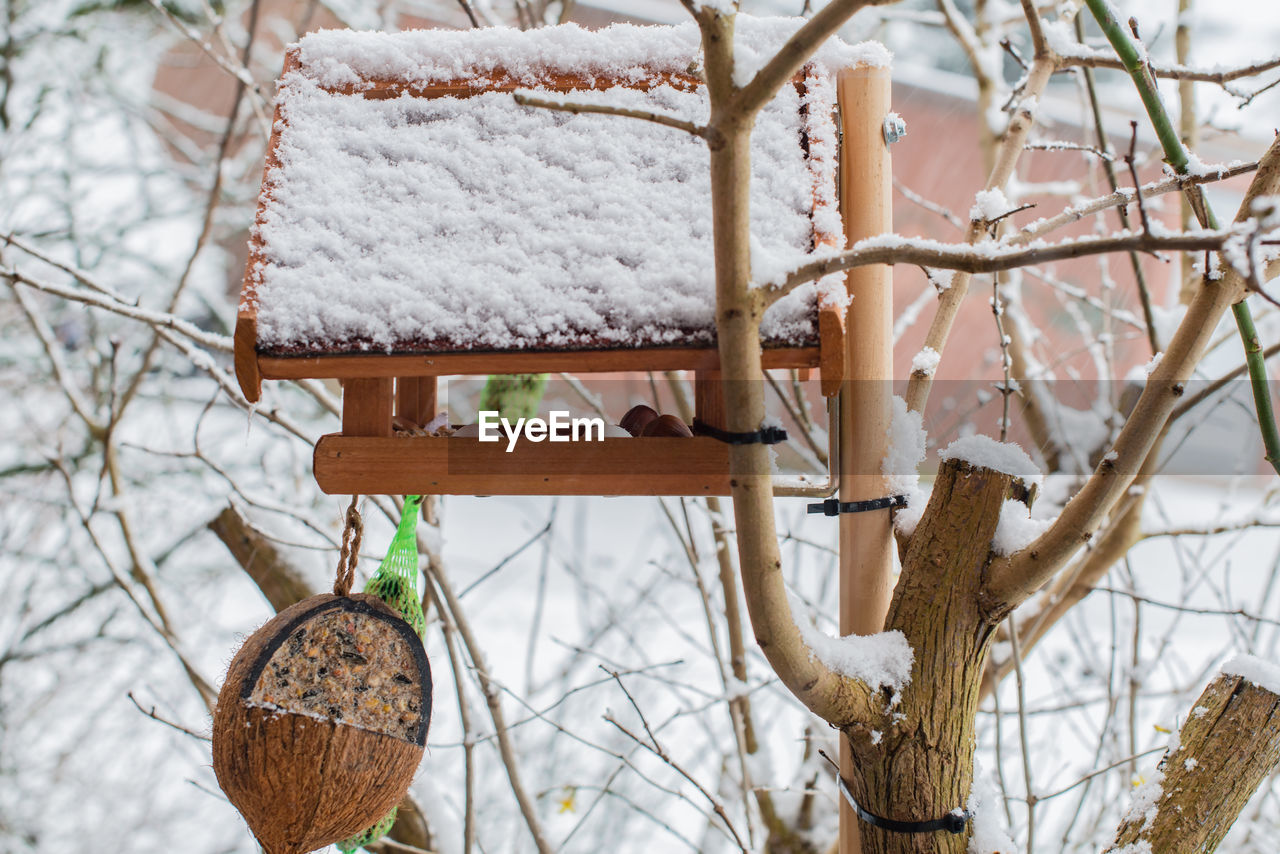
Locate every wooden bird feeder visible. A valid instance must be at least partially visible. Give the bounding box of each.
[234,22,885,497]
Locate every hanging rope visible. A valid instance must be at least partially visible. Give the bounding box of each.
[333,495,363,597]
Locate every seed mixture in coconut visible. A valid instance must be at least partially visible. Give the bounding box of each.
[247,608,424,741]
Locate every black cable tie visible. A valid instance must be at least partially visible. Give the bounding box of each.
[691,418,788,445]
[837,775,971,835]
[807,495,907,516]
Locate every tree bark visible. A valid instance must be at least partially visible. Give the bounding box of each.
[1106,670,1280,853]
[699,8,874,727]
[845,458,1028,854]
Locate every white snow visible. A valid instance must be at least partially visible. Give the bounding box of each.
[970,188,1011,222]
[792,594,913,692]
[1221,653,1280,695]
[248,20,877,355]
[967,762,1017,854]
[883,395,926,494]
[938,434,1044,488]
[884,396,928,536]
[1111,843,1154,854]
[295,18,888,91]
[910,345,941,377]
[991,499,1051,556]
[1123,769,1165,832]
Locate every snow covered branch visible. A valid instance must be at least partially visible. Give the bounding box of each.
[1010,158,1259,245]
[760,228,1235,307]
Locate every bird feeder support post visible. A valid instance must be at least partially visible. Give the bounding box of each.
[395,376,438,428]
[695,369,727,430]
[836,65,894,854]
[343,378,395,437]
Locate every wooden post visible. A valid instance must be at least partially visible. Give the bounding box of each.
[342,377,394,438]
[695,369,726,430]
[837,65,893,854]
[395,376,437,427]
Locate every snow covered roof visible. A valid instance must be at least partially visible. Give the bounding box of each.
[239,19,886,362]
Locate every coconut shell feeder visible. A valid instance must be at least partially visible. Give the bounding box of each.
[213,507,433,854]
[231,20,894,498]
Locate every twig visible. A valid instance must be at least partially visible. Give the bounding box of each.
[1035,745,1165,802]
[1001,36,1029,71]
[1170,337,1280,421]
[1011,159,1258,245]
[119,0,266,419]
[1122,122,1152,235]
[1,232,138,305]
[1024,140,1113,160]
[1007,617,1036,854]
[762,228,1233,305]
[992,279,1015,441]
[458,518,554,598]
[1094,585,1280,629]
[423,544,555,854]
[424,534,476,854]
[1019,0,1047,55]
[1058,50,1280,85]
[512,92,709,138]
[894,177,965,230]
[126,691,211,742]
[603,668,750,853]
[3,268,230,353]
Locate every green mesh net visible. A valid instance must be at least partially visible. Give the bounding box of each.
[363,495,426,638]
[337,495,426,853]
[335,807,398,854]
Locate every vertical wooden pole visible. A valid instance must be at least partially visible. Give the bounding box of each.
[837,65,894,854]
[695,369,727,429]
[342,377,394,437]
[395,376,438,427]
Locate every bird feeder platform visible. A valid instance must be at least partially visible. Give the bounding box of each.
[233,22,883,496]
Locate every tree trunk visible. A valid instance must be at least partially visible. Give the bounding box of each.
[1106,669,1280,853]
[209,504,315,610]
[843,458,1025,854]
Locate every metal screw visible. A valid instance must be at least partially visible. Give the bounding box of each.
[882,112,907,144]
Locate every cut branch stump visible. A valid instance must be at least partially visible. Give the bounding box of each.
[1106,668,1280,853]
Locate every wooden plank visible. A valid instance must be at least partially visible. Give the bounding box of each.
[234,49,296,406]
[342,378,394,438]
[312,434,743,496]
[234,310,263,403]
[259,345,822,381]
[395,376,437,427]
[818,297,846,398]
[350,70,704,100]
[694,370,725,430]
